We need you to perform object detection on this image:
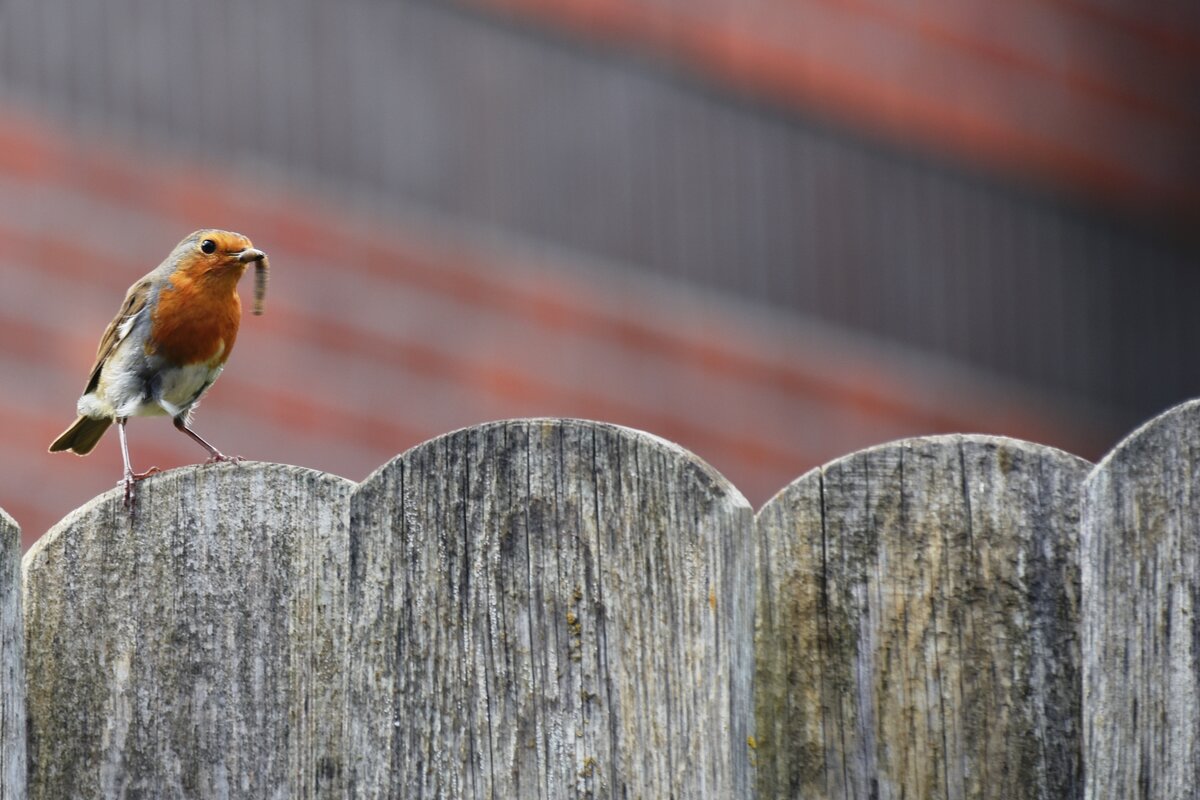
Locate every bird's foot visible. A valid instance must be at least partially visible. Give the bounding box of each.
[119,467,161,509]
[204,452,244,466]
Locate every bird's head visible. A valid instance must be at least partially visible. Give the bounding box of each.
[172,229,269,314]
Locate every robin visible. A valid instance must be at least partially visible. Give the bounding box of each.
[49,229,269,505]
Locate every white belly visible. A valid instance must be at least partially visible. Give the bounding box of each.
[78,336,225,420]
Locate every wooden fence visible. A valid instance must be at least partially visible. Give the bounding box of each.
[1,400,1198,799]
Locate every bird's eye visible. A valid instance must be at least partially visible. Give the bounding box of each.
[200,239,217,255]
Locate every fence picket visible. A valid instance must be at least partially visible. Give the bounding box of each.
[22,464,353,799]
[755,435,1089,799]
[344,420,756,798]
[0,509,22,800]
[1083,399,1200,800]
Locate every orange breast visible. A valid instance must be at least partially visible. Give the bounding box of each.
[149,272,242,366]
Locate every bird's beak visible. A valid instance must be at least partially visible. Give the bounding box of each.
[237,248,267,263]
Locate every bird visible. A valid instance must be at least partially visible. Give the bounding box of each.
[49,229,269,506]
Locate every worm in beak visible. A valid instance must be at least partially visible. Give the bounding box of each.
[236,248,269,316]
[253,255,268,316]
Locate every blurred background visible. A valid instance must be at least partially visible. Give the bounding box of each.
[1,0,1197,547]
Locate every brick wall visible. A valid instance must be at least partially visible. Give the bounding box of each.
[0,107,1106,544]
[472,0,1200,221]
[0,0,1194,543]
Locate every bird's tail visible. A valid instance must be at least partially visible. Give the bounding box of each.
[49,416,112,455]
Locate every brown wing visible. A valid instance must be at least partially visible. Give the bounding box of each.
[82,277,154,395]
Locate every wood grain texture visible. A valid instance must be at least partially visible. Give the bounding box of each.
[755,435,1089,799]
[0,508,23,800]
[21,420,756,798]
[22,463,353,800]
[1082,399,1200,800]
[37,413,1193,797]
[345,419,756,798]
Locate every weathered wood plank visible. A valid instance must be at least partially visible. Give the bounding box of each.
[1082,399,1200,800]
[755,435,1089,799]
[0,508,23,800]
[24,415,1150,798]
[345,419,756,798]
[22,463,353,800]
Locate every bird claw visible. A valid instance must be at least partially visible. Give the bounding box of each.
[119,467,161,509]
[205,453,243,466]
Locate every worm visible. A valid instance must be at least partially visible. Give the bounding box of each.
[253,255,268,316]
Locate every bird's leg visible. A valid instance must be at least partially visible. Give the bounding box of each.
[117,418,160,508]
[173,416,242,465]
